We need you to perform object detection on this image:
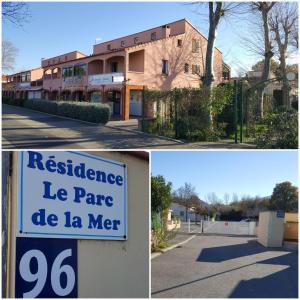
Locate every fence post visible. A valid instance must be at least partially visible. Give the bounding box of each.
[239,81,244,143]
[234,80,238,144]
[188,219,190,233]
[174,95,178,139]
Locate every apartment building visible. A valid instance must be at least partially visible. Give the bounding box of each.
[3,68,43,100]
[3,19,230,120]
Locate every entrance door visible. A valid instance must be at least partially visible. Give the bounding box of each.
[108,91,121,115]
[130,90,142,116]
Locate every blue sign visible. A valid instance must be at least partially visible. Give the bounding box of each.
[277,211,285,218]
[15,238,77,298]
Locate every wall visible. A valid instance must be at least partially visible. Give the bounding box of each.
[77,151,149,298]
[203,221,256,235]
[127,21,224,90]
[30,68,43,81]
[2,152,10,298]
[284,213,298,241]
[42,51,87,68]
[258,211,285,247]
[93,19,186,55]
[6,151,149,298]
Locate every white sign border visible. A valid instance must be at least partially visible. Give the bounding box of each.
[17,151,128,240]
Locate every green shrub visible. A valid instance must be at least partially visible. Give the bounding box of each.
[143,86,235,141]
[3,97,26,107]
[255,109,298,149]
[24,99,111,124]
[25,99,58,114]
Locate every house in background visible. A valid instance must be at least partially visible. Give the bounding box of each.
[3,68,43,100]
[246,70,298,109]
[170,202,205,222]
[3,19,230,120]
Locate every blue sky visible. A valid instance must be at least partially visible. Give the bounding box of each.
[151,151,298,203]
[3,2,268,75]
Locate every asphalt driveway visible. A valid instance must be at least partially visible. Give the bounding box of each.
[152,235,298,298]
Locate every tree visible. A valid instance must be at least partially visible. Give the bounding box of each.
[174,183,198,222]
[151,175,172,214]
[196,2,244,89]
[251,59,280,76]
[2,40,18,72]
[250,2,277,118]
[269,181,298,212]
[269,2,298,109]
[2,2,30,27]
[202,2,223,90]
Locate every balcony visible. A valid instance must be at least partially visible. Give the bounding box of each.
[88,72,124,86]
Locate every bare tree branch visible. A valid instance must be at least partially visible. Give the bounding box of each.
[2,2,31,27]
[2,40,18,72]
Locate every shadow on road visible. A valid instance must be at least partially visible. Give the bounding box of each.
[197,239,268,263]
[152,237,298,298]
[230,251,298,298]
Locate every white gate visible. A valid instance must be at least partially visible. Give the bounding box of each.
[202,221,256,236]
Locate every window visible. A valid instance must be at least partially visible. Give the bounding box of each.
[192,64,200,75]
[26,74,31,82]
[107,44,111,50]
[177,39,183,47]
[184,63,189,73]
[65,55,68,61]
[21,74,26,82]
[134,37,139,44]
[162,60,169,75]
[111,62,118,73]
[121,41,125,47]
[62,66,73,78]
[192,39,200,53]
[74,64,87,76]
[151,32,157,41]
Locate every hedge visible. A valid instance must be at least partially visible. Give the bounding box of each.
[3,97,26,107]
[23,99,111,124]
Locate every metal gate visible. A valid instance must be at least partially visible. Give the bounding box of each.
[202,221,256,236]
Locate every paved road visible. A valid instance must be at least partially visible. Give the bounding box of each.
[2,105,183,149]
[152,235,298,298]
[2,105,254,149]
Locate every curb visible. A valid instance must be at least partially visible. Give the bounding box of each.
[105,123,184,144]
[151,233,199,260]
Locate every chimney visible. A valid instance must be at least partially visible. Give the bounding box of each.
[161,25,171,38]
